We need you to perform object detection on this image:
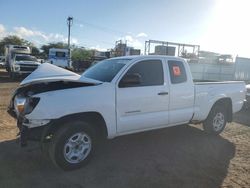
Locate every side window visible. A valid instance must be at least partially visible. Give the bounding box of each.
[119,60,164,87]
[168,60,187,84]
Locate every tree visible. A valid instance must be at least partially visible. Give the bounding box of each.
[0,35,33,55]
[41,42,68,58]
[71,48,92,62]
[31,46,40,57]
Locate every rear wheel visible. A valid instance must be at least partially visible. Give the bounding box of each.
[48,121,96,171]
[203,105,227,135]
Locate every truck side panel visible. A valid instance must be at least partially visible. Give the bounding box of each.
[193,82,246,121]
[25,83,117,138]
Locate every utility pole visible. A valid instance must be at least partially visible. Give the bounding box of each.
[67,16,73,48]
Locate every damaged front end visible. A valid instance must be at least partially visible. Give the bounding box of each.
[8,79,99,147]
[8,92,40,146]
[8,63,101,147]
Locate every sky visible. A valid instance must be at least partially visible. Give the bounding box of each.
[0,0,250,57]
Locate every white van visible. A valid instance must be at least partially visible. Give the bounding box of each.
[48,48,72,69]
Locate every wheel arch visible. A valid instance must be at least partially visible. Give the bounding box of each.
[207,97,233,122]
[42,111,108,142]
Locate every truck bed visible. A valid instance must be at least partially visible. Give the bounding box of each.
[192,81,246,121]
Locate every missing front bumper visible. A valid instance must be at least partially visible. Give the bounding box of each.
[17,117,29,147]
[16,117,51,147]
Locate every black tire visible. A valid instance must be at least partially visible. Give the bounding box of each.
[48,121,96,171]
[203,105,227,135]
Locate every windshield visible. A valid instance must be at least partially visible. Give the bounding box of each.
[83,58,131,82]
[15,55,37,62]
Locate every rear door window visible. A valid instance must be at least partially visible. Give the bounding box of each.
[168,60,187,84]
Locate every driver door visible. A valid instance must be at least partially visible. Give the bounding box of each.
[116,58,170,133]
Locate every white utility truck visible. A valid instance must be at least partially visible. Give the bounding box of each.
[48,48,72,69]
[8,55,246,170]
[5,45,40,79]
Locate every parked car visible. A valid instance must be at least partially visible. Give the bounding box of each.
[8,55,246,170]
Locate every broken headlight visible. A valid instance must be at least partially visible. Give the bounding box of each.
[14,96,26,114]
[14,96,40,115]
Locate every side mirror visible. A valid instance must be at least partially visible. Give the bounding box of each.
[119,73,141,87]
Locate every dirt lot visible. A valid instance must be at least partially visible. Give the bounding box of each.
[0,68,249,188]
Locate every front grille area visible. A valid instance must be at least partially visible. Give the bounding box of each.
[20,65,38,72]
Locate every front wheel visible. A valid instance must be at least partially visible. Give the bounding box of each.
[203,105,227,135]
[48,121,95,171]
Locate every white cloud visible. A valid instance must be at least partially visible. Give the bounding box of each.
[90,45,107,51]
[14,26,79,45]
[71,38,78,44]
[14,26,48,41]
[199,0,250,57]
[0,24,78,46]
[119,35,143,49]
[0,24,5,33]
[0,24,6,37]
[136,32,148,38]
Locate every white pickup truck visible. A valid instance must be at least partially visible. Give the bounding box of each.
[8,55,246,170]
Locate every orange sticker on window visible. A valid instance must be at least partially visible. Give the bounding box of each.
[173,66,181,76]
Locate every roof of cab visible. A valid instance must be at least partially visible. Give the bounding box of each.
[109,55,186,62]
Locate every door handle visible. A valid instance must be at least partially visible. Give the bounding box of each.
[158,92,168,95]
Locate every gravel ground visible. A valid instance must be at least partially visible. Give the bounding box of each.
[0,68,249,188]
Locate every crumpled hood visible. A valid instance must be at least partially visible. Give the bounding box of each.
[20,63,93,86]
[8,63,104,120]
